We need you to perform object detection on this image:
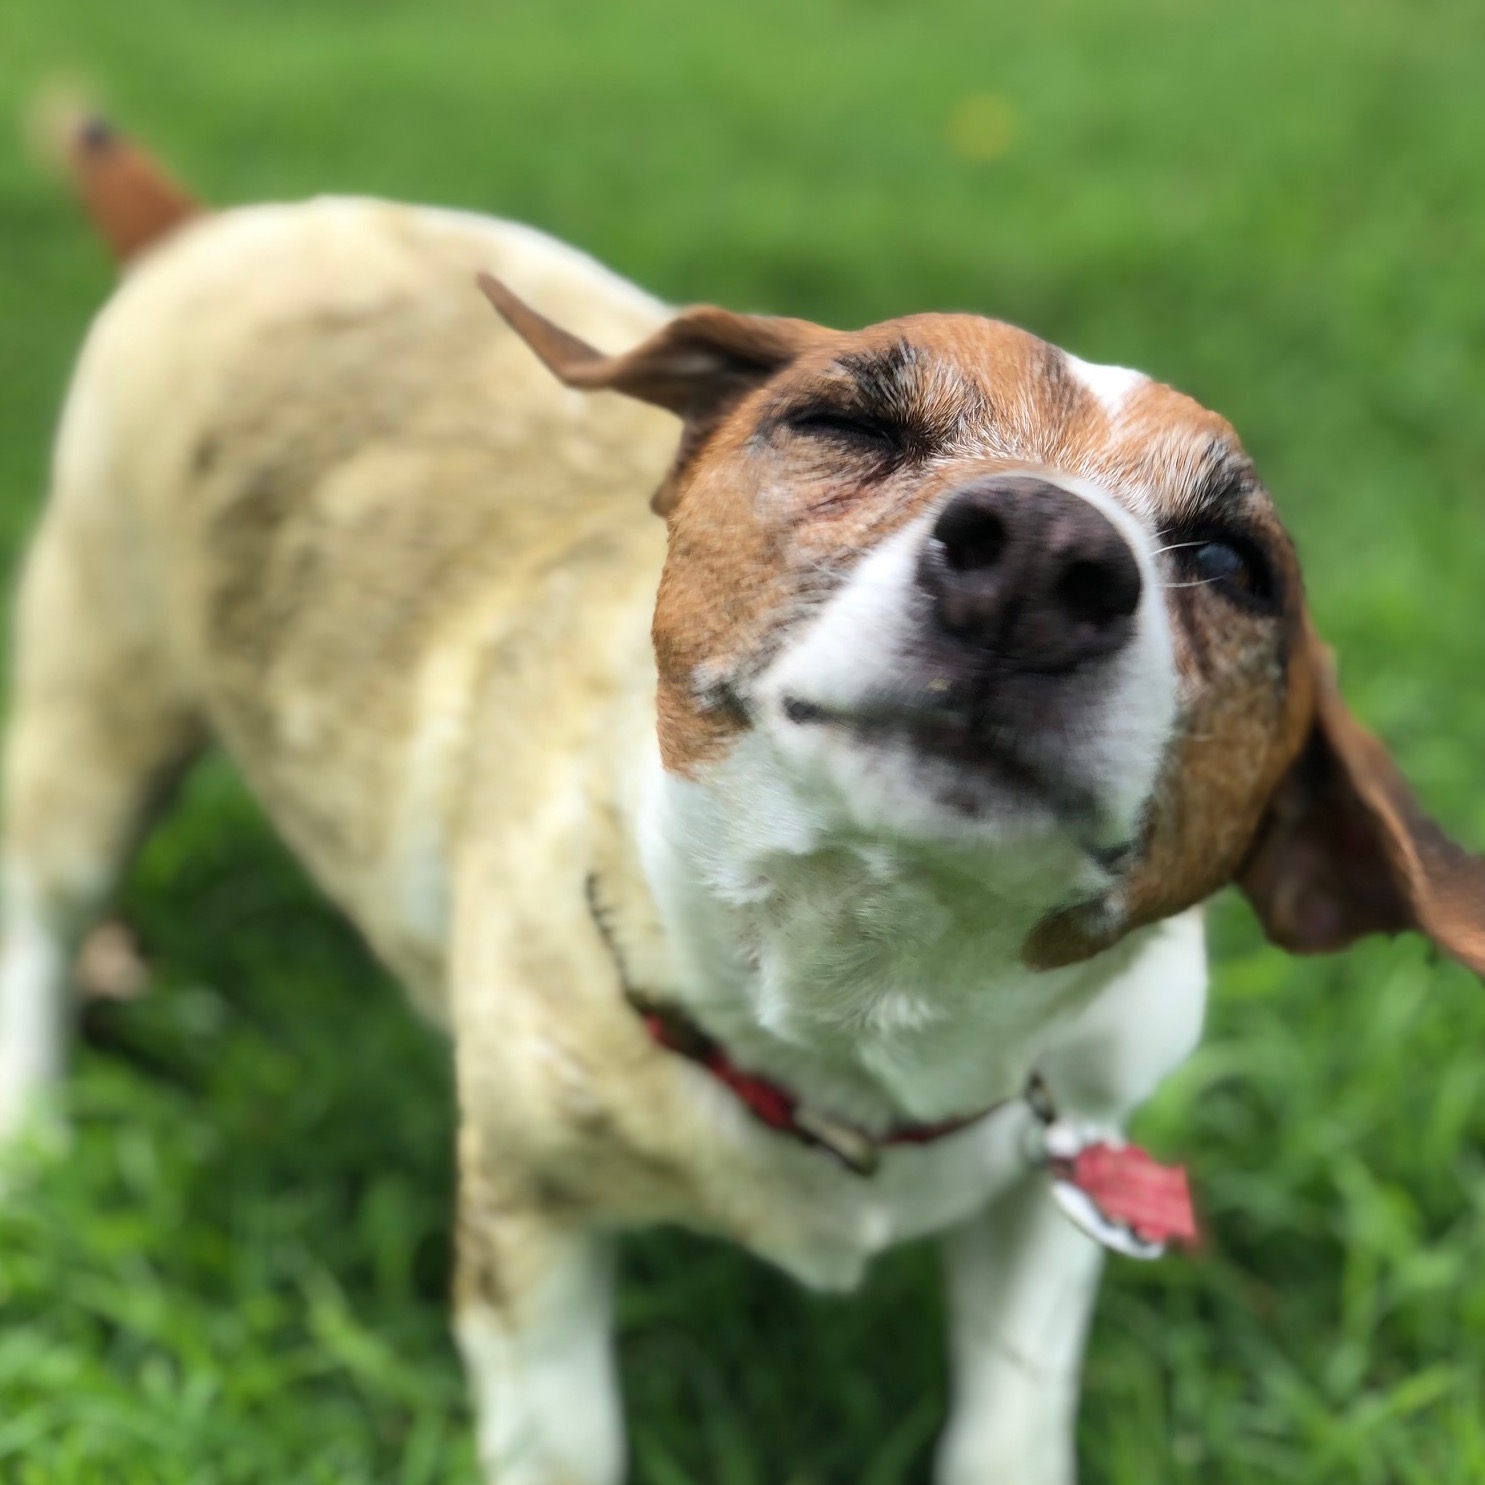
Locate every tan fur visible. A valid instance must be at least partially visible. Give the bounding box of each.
[18,191,1468,1197]
[572,313,1321,944]
[63,204,674,1005]
[12,198,946,1247]
[10,159,1483,1483]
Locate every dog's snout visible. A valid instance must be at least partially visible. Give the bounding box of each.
[920,477,1142,672]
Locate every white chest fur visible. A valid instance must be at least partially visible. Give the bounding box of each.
[658,898,1211,1291]
[636,740,1209,1161]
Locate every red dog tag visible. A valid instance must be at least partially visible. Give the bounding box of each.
[1047,1134,1199,1260]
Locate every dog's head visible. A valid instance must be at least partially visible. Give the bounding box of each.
[479,275,1485,975]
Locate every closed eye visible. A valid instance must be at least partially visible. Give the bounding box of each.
[786,407,904,455]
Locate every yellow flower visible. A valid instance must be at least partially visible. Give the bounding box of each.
[946,93,1019,163]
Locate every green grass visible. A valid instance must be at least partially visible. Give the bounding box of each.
[2,0,1484,1479]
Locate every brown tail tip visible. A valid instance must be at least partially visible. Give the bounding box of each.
[31,93,202,266]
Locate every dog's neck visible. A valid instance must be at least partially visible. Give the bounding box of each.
[628,733,1142,1131]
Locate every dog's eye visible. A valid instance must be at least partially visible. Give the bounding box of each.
[1173,534,1275,607]
[787,409,901,454]
[1192,541,1247,586]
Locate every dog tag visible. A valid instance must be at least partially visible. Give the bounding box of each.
[1044,1123,1199,1260]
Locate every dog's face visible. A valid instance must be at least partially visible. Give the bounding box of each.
[480,278,1485,975]
[644,316,1309,939]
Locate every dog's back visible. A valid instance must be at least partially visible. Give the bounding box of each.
[4,133,674,1045]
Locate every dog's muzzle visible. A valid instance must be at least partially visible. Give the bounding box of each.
[774,472,1158,837]
[916,475,1142,675]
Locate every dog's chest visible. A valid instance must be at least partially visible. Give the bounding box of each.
[666,910,1208,1290]
[641,775,1118,1130]
[733,1103,1042,1289]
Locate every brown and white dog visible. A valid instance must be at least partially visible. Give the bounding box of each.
[4,119,1483,1485]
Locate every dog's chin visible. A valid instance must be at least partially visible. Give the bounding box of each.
[773,695,1127,865]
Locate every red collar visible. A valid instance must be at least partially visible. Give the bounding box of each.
[642,1005,1199,1250]
[637,1001,1003,1175]
[583,872,993,1174]
[586,874,1197,1251]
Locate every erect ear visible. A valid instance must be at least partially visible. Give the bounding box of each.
[476,272,821,514]
[1238,621,1485,975]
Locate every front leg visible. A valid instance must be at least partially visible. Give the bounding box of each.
[454,1139,623,1485]
[937,1173,1104,1485]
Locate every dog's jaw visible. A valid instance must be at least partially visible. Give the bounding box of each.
[633,470,1184,1128]
[752,474,1179,858]
[638,732,1153,1128]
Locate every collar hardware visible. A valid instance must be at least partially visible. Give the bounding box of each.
[1031,1095,1201,1258]
[587,872,1199,1251]
[587,872,999,1176]
[636,1000,994,1176]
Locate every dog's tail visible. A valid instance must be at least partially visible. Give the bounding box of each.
[26,86,202,266]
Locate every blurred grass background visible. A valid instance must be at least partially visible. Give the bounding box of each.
[2,0,1485,1480]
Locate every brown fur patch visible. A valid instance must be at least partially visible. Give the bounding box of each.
[652,315,1126,771]
[491,277,1483,972]
[62,116,201,265]
[626,311,1323,958]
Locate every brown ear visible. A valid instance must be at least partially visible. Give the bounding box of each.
[1239,624,1485,975]
[476,273,820,514]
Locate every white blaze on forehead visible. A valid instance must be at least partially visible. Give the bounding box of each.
[1062,353,1148,419]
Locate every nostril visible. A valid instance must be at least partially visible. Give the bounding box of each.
[943,527,1004,573]
[1056,556,1141,628]
[933,501,1007,573]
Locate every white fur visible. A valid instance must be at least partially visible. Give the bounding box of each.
[637,471,1182,1137]
[492,1010,1200,1485]
[1062,353,1148,418]
[938,1180,1102,1485]
[644,762,1188,1298]
[0,868,72,1141]
[15,194,1221,1484]
[643,747,1108,1128]
[932,931,1208,1485]
[756,474,1177,853]
[630,465,1208,1460]
[455,1232,623,1485]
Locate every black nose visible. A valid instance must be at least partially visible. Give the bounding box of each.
[919,476,1142,672]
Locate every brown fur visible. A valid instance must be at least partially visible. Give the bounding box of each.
[9,130,1483,1485]
[54,115,200,265]
[481,286,1485,974]
[1240,623,1485,975]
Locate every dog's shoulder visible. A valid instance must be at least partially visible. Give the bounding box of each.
[45,198,679,984]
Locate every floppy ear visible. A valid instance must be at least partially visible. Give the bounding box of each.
[1238,624,1485,975]
[476,273,820,514]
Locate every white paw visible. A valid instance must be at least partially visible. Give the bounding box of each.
[938,1432,1076,1485]
[937,1376,1079,1485]
[0,916,72,1156]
